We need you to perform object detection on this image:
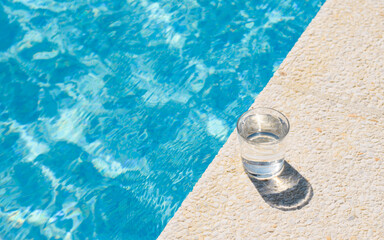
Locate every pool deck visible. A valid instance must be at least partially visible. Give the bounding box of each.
[158,0,384,239]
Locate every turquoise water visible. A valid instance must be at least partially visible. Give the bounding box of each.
[0,0,324,239]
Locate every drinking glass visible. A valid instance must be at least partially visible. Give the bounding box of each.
[237,107,290,179]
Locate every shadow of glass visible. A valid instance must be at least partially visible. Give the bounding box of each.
[248,161,313,211]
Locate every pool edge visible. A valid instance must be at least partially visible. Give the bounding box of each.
[158,0,384,238]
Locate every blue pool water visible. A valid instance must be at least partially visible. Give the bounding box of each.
[0,0,325,239]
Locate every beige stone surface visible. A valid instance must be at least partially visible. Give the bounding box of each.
[159,0,384,239]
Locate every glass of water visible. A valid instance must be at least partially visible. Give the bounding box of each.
[237,107,290,180]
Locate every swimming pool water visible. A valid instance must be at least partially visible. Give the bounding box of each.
[0,0,325,239]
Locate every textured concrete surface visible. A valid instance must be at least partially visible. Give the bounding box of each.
[159,0,384,239]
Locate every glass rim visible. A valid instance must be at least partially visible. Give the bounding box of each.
[236,107,290,143]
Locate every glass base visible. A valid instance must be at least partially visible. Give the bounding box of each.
[244,160,284,180]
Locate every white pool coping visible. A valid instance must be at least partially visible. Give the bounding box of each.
[159,0,384,238]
